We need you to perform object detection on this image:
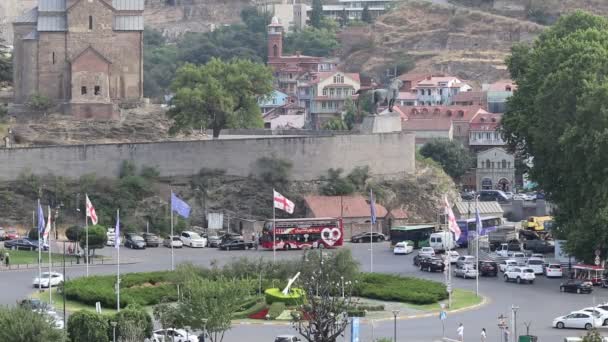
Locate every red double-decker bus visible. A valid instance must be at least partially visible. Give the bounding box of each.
[260,217,344,250]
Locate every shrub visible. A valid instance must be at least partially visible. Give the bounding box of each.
[267,302,286,319]
[67,310,109,342]
[110,305,153,340]
[264,288,305,306]
[347,309,366,317]
[355,273,447,305]
[25,94,54,112]
[233,301,267,319]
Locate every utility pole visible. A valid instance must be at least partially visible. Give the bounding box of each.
[511,305,519,342]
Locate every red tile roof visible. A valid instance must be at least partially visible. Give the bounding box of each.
[453,91,487,104]
[399,105,488,122]
[487,79,517,92]
[304,195,388,219]
[469,112,502,130]
[309,71,361,84]
[416,76,464,88]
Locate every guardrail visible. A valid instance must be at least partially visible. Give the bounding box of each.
[0,257,109,271]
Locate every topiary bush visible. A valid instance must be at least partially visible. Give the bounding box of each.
[355,273,447,305]
[267,302,286,320]
[264,288,305,306]
[67,310,109,342]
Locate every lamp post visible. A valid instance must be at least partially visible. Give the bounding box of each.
[111,321,117,342]
[497,314,507,342]
[185,325,191,342]
[511,305,519,342]
[201,319,208,342]
[392,310,399,342]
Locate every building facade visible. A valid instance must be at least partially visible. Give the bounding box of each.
[12,0,144,119]
[475,147,515,191]
[413,76,472,106]
[484,79,516,113]
[468,112,505,152]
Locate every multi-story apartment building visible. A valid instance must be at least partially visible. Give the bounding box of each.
[413,76,472,106]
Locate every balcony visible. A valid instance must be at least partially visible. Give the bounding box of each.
[469,138,505,146]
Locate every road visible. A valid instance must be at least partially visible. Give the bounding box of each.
[0,243,605,341]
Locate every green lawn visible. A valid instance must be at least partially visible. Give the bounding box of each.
[410,289,482,311]
[32,289,153,315]
[4,250,78,266]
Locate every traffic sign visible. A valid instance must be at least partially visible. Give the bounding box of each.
[439,311,447,320]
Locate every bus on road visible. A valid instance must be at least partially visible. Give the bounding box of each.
[389,225,436,249]
[260,217,344,250]
[456,216,503,247]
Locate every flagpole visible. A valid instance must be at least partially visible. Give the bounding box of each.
[170,191,175,271]
[37,200,42,293]
[475,197,479,297]
[273,189,276,264]
[85,194,89,277]
[116,209,121,312]
[369,189,374,273]
[48,206,52,305]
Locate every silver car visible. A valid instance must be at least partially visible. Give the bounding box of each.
[454,264,478,279]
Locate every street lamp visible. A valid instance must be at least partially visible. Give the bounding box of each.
[511,305,519,342]
[110,321,117,342]
[185,325,191,342]
[497,314,507,342]
[392,310,399,342]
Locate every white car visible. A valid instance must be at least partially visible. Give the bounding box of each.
[33,272,64,288]
[581,307,608,327]
[545,263,563,278]
[512,252,527,265]
[163,236,184,248]
[153,328,198,342]
[393,242,414,255]
[454,264,478,279]
[530,253,545,260]
[180,231,207,248]
[275,336,302,342]
[445,250,460,264]
[553,311,602,330]
[499,259,518,272]
[456,255,476,268]
[526,258,545,275]
[504,267,536,284]
[419,247,435,257]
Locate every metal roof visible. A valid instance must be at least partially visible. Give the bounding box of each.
[22,31,39,40]
[453,201,504,216]
[112,0,145,10]
[390,224,436,231]
[113,15,144,31]
[37,15,67,31]
[39,0,66,12]
[14,8,39,24]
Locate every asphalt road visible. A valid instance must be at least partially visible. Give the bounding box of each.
[0,243,606,342]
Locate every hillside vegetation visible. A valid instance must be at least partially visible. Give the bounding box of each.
[342,0,544,83]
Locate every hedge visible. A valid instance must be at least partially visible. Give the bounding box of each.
[355,273,448,305]
[268,302,286,319]
[233,301,268,319]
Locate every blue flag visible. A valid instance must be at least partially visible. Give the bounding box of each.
[370,190,377,224]
[37,202,45,236]
[475,206,483,236]
[171,192,191,218]
[115,210,120,249]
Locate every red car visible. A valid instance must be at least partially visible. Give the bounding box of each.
[5,229,19,240]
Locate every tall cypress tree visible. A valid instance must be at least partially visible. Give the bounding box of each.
[310,0,324,28]
[362,4,372,24]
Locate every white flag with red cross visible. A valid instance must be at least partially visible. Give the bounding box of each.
[273,190,295,214]
[85,194,98,225]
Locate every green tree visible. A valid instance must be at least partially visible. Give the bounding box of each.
[339,9,349,27]
[583,329,604,342]
[65,226,83,242]
[310,0,324,29]
[25,94,54,113]
[284,28,339,57]
[320,168,356,196]
[168,59,273,138]
[361,4,372,24]
[500,11,608,262]
[0,37,10,83]
[113,305,153,341]
[67,310,109,342]
[79,225,107,255]
[241,6,272,34]
[419,139,473,181]
[0,306,65,342]
[323,117,348,131]
[143,27,166,47]
[254,156,293,188]
[179,277,251,342]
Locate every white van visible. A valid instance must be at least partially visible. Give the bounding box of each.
[429,232,456,252]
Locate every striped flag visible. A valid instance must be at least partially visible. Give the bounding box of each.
[115,210,120,249]
[475,206,483,236]
[43,206,52,245]
[86,195,98,225]
[37,201,45,235]
[443,195,461,241]
[370,190,377,224]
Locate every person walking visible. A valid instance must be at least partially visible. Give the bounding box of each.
[4,252,9,268]
[457,323,464,342]
[480,328,486,342]
[503,326,510,342]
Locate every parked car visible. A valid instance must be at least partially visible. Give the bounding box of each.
[419,257,445,272]
[220,232,243,243]
[152,328,198,342]
[350,232,386,243]
[580,307,608,326]
[5,229,19,240]
[33,272,64,288]
[142,233,160,247]
[456,255,476,268]
[526,258,545,275]
[206,234,222,247]
[393,241,414,255]
[218,239,254,251]
[553,311,601,330]
[524,240,554,254]
[180,231,206,248]
[499,259,518,272]
[504,267,536,284]
[19,298,46,310]
[512,252,527,265]
[560,280,593,294]
[4,238,47,251]
[478,261,498,277]
[419,247,435,257]
[478,190,510,203]
[124,234,146,249]
[163,236,183,248]
[413,254,430,267]
[530,253,546,260]
[275,336,301,342]
[429,232,456,252]
[545,263,563,278]
[454,264,478,279]
[445,250,460,264]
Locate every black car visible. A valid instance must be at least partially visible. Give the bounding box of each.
[419,257,445,272]
[218,239,254,251]
[560,279,593,294]
[478,190,509,203]
[142,233,160,247]
[350,232,386,243]
[478,261,498,277]
[124,234,146,249]
[4,238,47,251]
[413,254,430,267]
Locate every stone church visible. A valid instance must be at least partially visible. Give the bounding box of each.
[12,0,144,119]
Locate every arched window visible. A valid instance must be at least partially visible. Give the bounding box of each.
[273,45,278,57]
[89,16,93,30]
[502,159,507,169]
[486,159,491,168]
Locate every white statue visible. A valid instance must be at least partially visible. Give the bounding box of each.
[282,272,301,295]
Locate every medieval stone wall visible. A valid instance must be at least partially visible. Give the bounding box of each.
[38,32,68,100]
[0,133,416,181]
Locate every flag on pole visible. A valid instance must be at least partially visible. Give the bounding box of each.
[443,195,461,241]
[43,206,52,245]
[115,210,121,249]
[475,206,483,236]
[370,190,377,224]
[85,195,98,225]
[37,201,45,235]
[273,190,295,214]
[171,192,191,218]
